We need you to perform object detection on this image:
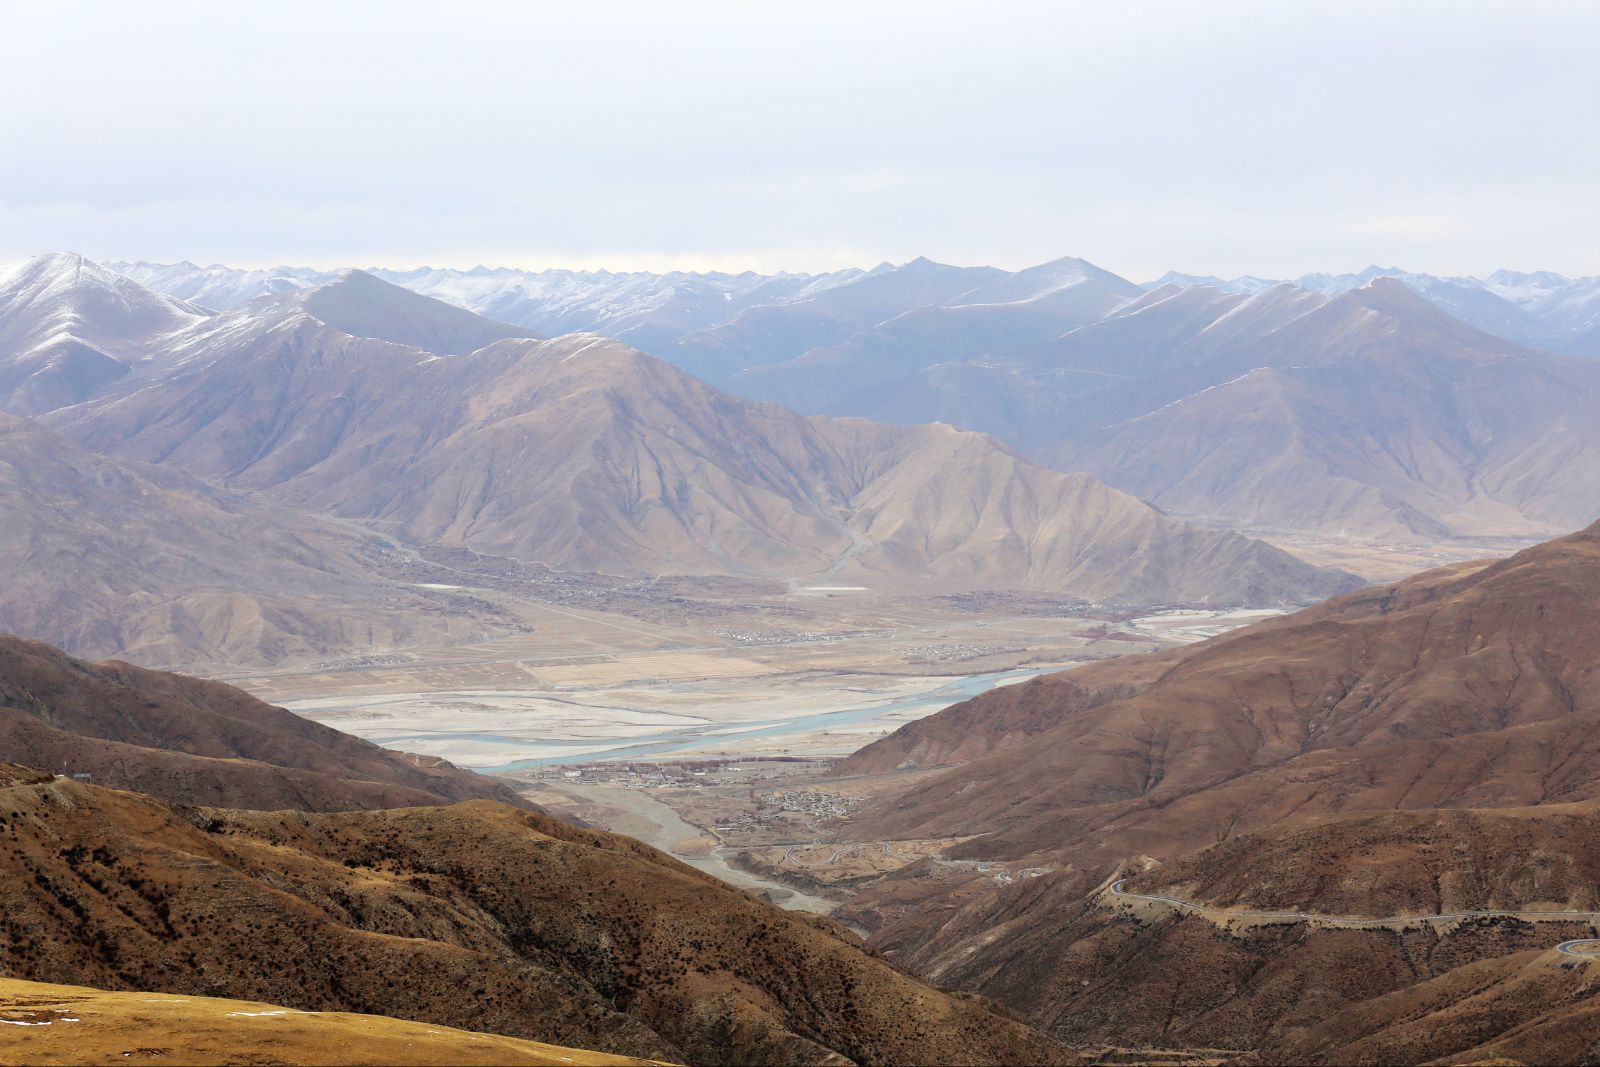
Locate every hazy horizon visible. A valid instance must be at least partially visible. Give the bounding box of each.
[10,249,1599,287]
[4,0,1598,278]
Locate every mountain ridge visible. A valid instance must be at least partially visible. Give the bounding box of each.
[827,518,1600,1061]
[0,769,1072,1065]
[0,410,516,667]
[0,253,209,414]
[1052,279,1600,540]
[47,267,1355,606]
[842,516,1600,858]
[0,634,525,812]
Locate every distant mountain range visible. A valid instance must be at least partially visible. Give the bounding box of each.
[0,253,1359,666]
[1046,279,1600,540]
[59,262,1349,604]
[1155,265,1600,356]
[103,254,1600,543]
[112,255,1600,358]
[110,257,864,352]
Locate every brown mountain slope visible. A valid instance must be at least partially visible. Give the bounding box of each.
[846,801,1600,1061]
[815,419,1356,603]
[0,770,1069,1067]
[1267,948,1600,1065]
[0,636,521,813]
[0,411,515,668]
[0,977,658,1066]
[843,517,1600,859]
[837,651,1171,775]
[55,302,1354,605]
[828,518,1600,1060]
[1125,801,1600,917]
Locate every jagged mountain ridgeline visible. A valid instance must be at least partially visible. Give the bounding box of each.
[0,255,1355,620]
[109,254,1600,545]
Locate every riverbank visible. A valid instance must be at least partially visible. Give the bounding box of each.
[288,666,1057,770]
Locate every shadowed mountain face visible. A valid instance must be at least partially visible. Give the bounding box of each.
[0,636,523,812]
[0,770,1071,1066]
[49,274,1355,606]
[0,411,515,667]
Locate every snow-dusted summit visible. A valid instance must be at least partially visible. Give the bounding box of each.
[0,253,210,414]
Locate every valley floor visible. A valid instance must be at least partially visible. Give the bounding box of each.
[247,533,1520,925]
[1244,528,1545,583]
[240,579,1271,912]
[238,582,1193,768]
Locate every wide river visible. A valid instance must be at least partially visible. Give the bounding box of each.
[321,668,1047,772]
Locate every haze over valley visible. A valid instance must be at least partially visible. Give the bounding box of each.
[7,2,1600,1062]
[6,236,1600,1064]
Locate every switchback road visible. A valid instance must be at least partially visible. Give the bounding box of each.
[1107,879,1600,954]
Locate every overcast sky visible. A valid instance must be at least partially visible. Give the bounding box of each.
[3,0,1597,279]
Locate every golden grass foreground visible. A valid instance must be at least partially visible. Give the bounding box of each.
[0,978,668,1066]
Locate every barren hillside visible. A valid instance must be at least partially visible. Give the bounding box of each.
[0,768,1069,1066]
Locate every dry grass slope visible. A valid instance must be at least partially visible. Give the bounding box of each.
[0,977,663,1066]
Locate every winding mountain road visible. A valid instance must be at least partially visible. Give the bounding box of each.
[1106,879,1600,954]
